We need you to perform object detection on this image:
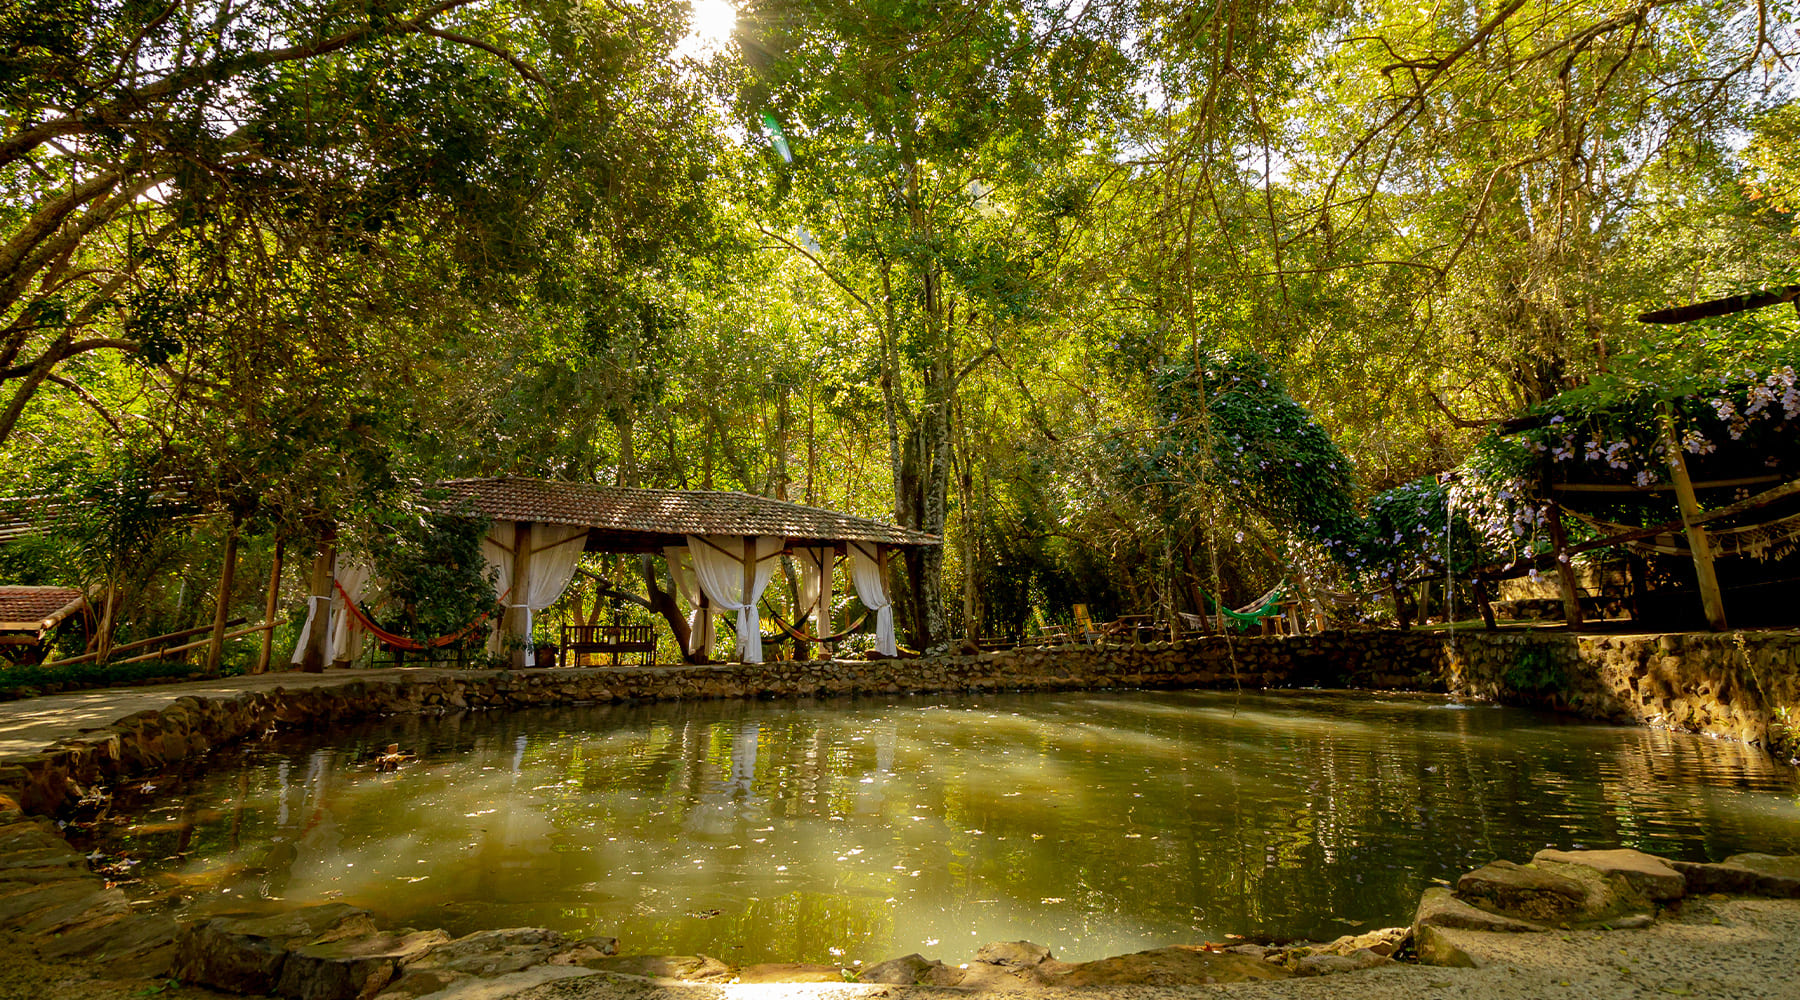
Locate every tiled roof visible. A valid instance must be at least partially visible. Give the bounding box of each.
[0,478,197,545]
[0,586,87,631]
[426,478,941,548]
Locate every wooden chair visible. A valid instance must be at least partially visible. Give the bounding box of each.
[560,621,656,667]
[1072,604,1102,644]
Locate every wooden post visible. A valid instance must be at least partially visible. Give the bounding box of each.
[96,581,117,665]
[815,548,833,660]
[1473,574,1498,630]
[739,536,757,662]
[299,530,335,673]
[1661,414,1728,631]
[1542,502,1585,628]
[254,538,284,674]
[878,544,896,653]
[509,520,534,668]
[697,588,711,662]
[1626,552,1648,623]
[204,520,241,674]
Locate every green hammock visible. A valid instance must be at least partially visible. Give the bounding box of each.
[1198,583,1289,632]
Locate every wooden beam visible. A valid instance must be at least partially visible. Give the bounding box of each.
[111,621,276,666]
[44,618,248,667]
[1662,414,1728,631]
[1552,474,1782,493]
[509,520,534,668]
[739,535,757,662]
[204,521,240,675]
[816,548,833,659]
[1637,283,1800,324]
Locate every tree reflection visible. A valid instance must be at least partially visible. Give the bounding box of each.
[91,691,1800,963]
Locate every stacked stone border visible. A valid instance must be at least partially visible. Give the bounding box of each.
[6,628,1799,823]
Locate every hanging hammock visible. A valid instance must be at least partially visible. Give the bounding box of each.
[333,580,505,652]
[760,602,871,643]
[1197,582,1289,632]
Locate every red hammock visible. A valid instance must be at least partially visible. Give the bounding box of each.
[760,603,869,643]
[333,580,507,652]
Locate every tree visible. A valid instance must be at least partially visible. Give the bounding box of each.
[730,0,1139,647]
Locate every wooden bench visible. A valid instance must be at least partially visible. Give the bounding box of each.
[560,623,655,667]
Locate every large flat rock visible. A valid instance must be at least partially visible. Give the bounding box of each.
[1046,946,1293,986]
[1458,858,1651,926]
[733,963,846,983]
[1533,847,1686,901]
[1415,886,1546,933]
[857,953,962,986]
[1671,854,1800,897]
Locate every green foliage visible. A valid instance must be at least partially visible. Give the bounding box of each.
[0,659,200,699]
[1501,646,1567,698]
[367,509,497,648]
[1145,350,1363,552]
[1768,707,1799,764]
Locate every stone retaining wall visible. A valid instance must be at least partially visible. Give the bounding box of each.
[1445,630,1800,748]
[4,628,1797,825]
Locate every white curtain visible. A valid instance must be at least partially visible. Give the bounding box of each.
[482,522,590,665]
[328,560,373,664]
[288,591,327,665]
[664,545,714,657]
[792,546,834,644]
[687,535,783,663]
[849,541,896,657]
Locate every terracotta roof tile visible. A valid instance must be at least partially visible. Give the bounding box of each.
[0,586,86,631]
[426,478,941,548]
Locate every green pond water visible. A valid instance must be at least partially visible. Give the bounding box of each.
[90,690,1800,964]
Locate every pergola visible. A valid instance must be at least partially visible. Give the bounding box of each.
[294,477,941,668]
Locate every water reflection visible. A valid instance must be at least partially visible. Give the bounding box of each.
[90,691,1800,964]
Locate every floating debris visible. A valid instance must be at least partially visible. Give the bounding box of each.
[375,743,414,772]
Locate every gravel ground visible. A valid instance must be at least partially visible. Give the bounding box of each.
[11,897,1798,1000]
[516,896,1800,1000]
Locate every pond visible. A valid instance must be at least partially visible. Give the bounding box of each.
[84,690,1800,965]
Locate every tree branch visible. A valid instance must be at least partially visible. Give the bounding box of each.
[44,374,126,435]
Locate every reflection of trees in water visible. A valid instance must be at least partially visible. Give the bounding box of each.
[96,692,1800,957]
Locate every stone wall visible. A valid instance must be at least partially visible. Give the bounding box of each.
[4,628,1797,825]
[1445,630,1800,747]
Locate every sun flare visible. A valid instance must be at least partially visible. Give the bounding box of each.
[677,0,737,61]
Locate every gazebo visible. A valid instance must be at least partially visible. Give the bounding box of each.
[292,477,942,668]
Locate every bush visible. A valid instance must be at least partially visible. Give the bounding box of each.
[0,659,203,700]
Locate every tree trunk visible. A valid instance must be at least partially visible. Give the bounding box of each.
[204,520,240,675]
[96,581,117,665]
[616,414,637,488]
[299,530,335,673]
[255,538,283,674]
[639,555,697,663]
